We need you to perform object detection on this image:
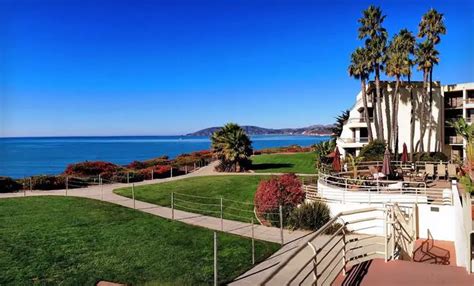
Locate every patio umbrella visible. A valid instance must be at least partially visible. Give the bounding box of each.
[332,147,341,172]
[401,143,409,163]
[382,148,392,176]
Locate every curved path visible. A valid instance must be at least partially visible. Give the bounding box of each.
[0,162,320,284]
[0,162,318,243]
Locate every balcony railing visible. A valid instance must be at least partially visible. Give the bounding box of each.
[448,136,463,144]
[347,117,373,124]
[466,98,474,104]
[339,137,369,143]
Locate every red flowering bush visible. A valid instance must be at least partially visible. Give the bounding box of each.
[254,174,305,226]
[138,165,172,180]
[64,161,122,177]
[127,156,171,170]
[17,175,67,190]
[0,177,22,193]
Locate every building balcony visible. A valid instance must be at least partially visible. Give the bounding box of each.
[346,117,373,128]
[447,136,463,145]
[339,137,369,144]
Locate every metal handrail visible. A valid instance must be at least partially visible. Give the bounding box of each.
[260,207,386,285]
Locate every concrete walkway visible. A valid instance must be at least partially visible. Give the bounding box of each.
[0,162,322,284]
[0,166,311,244]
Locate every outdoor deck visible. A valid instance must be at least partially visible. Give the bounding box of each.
[334,258,474,285]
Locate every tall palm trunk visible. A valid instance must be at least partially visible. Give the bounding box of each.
[372,90,380,139]
[375,66,384,141]
[361,79,373,141]
[391,77,401,152]
[409,73,415,161]
[427,67,434,152]
[384,86,392,148]
[419,69,429,152]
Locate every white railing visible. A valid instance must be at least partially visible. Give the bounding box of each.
[260,204,415,286]
[338,137,369,144]
[313,173,452,206]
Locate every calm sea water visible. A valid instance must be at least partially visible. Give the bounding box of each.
[0,135,330,178]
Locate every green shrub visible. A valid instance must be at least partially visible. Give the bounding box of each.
[460,174,474,194]
[288,202,331,231]
[416,152,449,162]
[0,177,22,193]
[359,140,386,161]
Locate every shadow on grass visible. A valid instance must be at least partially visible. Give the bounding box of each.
[251,163,294,171]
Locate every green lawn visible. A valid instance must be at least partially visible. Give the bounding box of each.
[251,152,316,174]
[0,196,279,285]
[115,176,267,223]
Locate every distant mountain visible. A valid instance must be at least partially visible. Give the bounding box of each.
[186,125,334,136]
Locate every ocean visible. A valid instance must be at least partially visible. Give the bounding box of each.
[0,135,330,178]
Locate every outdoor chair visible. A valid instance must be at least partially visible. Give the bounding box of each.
[437,163,446,180]
[447,164,457,179]
[412,173,428,188]
[425,164,435,180]
[413,231,450,265]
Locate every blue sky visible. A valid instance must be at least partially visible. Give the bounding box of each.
[1,0,473,136]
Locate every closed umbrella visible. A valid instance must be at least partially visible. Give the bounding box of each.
[332,147,341,172]
[382,148,392,176]
[401,143,409,163]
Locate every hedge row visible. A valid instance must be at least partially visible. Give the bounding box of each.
[0,150,213,192]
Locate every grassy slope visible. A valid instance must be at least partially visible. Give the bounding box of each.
[115,176,268,222]
[0,196,278,285]
[251,152,316,174]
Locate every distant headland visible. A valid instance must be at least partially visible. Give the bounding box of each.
[186,125,334,136]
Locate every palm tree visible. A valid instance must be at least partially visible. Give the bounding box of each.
[331,109,350,141]
[358,5,388,142]
[385,29,413,152]
[348,47,373,142]
[419,9,446,152]
[447,118,474,164]
[415,40,439,152]
[211,123,253,172]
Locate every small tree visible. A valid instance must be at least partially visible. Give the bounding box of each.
[211,123,253,172]
[254,174,305,226]
[359,140,386,161]
[314,140,336,172]
[346,153,364,179]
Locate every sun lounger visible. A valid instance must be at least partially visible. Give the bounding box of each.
[447,164,457,179]
[425,164,435,180]
[437,163,446,180]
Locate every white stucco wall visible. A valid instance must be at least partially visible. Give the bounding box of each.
[338,82,442,157]
[316,180,455,241]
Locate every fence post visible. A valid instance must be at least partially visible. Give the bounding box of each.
[29,177,32,191]
[151,169,154,180]
[65,176,68,196]
[170,168,173,178]
[127,172,130,184]
[185,165,188,174]
[214,231,218,286]
[171,192,175,219]
[100,177,104,201]
[279,205,284,245]
[132,183,136,209]
[342,229,347,276]
[251,218,255,265]
[220,197,223,231]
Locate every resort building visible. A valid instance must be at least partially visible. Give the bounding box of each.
[261,82,474,285]
[337,81,474,161]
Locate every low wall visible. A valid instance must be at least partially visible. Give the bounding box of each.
[315,180,456,241]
